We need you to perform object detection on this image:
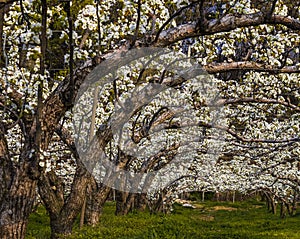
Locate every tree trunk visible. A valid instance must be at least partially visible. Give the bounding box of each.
[215,192,220,202]
[291,190,298,216]
[49,215,73,239]
[0,1,11,67]
[0,172,37,239]
[280,202,286,219]
[115,192,148,215]
[38,163,90,239]
[264,191,273,213]
[115,191,138,216]
[84,188,110,225]
[152,192,166,214]
[115,190,129,216]
[265,193,277,215]
[84,182,111,226]
[0,5,4,67]
[0,127,39,239]
[135,193,148,212]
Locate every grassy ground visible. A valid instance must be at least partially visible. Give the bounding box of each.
[26,200,300,239]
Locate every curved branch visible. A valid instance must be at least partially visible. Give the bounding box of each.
[218,97,300,112]
[154,13,300,47]
[204,61,300,74]
[153,3,195,43]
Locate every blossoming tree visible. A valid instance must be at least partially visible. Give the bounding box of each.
[0,0,300,238]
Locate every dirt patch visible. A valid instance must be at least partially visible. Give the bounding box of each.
[199,215,215,221]
[192,203,205,209]
[193,213,215,221]
[253,205,263,209]
[212,206,237,211]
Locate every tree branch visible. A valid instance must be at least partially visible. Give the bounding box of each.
[40,11,300,151]
[131,0,141,48]
[204,61,300,74]
[198,121,300,144]
[154,13,300,47]
[153,3,195,43]
[218,97,300,112]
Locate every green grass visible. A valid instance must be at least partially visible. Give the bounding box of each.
[26,206,51,239]
[26,200,300,239]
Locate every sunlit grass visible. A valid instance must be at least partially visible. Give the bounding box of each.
[26,200,300,239]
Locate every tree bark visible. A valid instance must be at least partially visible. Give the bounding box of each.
[115,191,137,216]
[0,127,39,239]
[0,6,4,67]
[0,2,11,67]
[280,202,286,219]
[0,168,37,239]
[38,163,90,239]
[135,193,148,212]
[115,190,129,216]
[0,179,36,239]
[84,182,111,226]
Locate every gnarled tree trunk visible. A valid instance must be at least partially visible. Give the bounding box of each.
[38,163,90,239]
[0,176,37,239]
[84,182,111,226]
[0,132,38,239]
